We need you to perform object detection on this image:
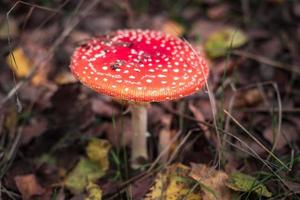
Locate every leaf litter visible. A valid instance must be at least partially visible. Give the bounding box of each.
[0,1,299,199]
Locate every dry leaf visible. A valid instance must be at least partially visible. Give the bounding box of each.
[91,98,120,117]
[189,163,231,200]
[188,102,210,139]
[188,101,220,150]
[158,129,177,163]
[6,48,32,78]
[190,20,225,42]
[64,157,105,194]
[15,174,45,200]
[234,89,262,107]
[162,20,185,37]
[86,138,111,171]
[0,17,18,39]
[85,182,102,200]
[103,118,132,148]
[4,107,17,136]
[158,114,177,163]
[54,71,77,85]
[21,117,48,145]
[263,122,298,150]
[145,163,201,200]
[207,4,230,20]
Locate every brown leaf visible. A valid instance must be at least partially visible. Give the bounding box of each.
[190,19,226,42]
[294,2,300,17]
[15,174,45,200]
[130,175,154,200]
[234,89,262,107]
[91,97,120,117]
[189,163,232,200]
[283,180,300,194]
[21,117,48,145]
[0,17,18,38]
[145,163,201,200]
[162,20,185,37]
[103,118,132,148]
[207,4,230,20]
[19,29,55,86]
[263,122,298,150]
[188,101,219,148]
[54,71,77,85]
[158,126,177,163]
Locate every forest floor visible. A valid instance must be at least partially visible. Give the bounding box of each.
[0,0,299,199]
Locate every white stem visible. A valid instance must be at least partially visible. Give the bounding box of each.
[130,104,148,168]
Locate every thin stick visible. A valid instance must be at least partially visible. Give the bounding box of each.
[233,50,300,75]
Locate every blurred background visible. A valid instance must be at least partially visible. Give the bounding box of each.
[0,0,299,199]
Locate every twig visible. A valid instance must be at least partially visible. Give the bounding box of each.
[238,108,300,113]
[233,50,300,75]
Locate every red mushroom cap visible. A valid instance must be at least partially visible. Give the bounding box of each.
[70,29,209,102]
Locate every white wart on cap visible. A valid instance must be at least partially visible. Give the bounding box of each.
[70,29,209,102]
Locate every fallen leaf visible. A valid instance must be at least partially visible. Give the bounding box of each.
[4,107,17,136]
[188,102,211,140]
[207,4,230,20]
[91,98,120,118]
[294,2,300,17]
[205,28,248,58]
[158,114,177,163]
[130,175,154,200]
[86,138,111,171]
[234,89,262,108]
[145,163,201,200]
[0,17,18,39]
[226,172,272,197]
[103,118,132,148]
[85,182,102,200]
[263,122,298,150]
[6,48,32,78]
[283,180,300,194]
[15,174,45,200]
[158,129,177,163]
[162,20,185,37]
[64,157,105,194]
[190,20,225,42]
[189,163,232,200]
[54,71,77,85]
[19,30,55,86]
[21,117,48,145]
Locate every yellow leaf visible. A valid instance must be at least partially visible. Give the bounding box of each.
[54,71,77,85]
[85,182,102,200]
[162,20,185,37]
[145,163,201,200]
[64,157,105,194]
[189,164,232,200]
[6,48,32,78]
[86,138,111,171]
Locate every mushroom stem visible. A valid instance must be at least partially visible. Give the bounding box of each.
[130,103,148,168]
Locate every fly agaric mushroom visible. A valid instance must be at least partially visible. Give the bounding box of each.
[70,29,209,168]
